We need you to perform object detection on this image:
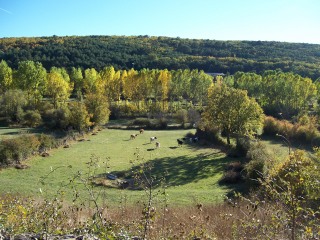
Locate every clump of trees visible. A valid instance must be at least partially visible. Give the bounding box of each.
[0,60,214,130]
[227,70,318,118]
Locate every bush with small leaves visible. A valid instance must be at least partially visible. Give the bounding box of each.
[23,110,42,127]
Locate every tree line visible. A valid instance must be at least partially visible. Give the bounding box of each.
[1,35,320,79]
[0,59,214,131]
[0,59,318,131]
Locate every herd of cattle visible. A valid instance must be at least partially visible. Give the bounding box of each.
[130,129,199,149]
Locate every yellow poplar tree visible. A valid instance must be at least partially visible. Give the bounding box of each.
[46,69,73,108]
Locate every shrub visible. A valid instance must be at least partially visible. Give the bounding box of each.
[263,115,319,145]
[0,135,40,165]
[263,116,277,135]
[196,126,225,145]
[155,117,168,129]
[244,141,272,187]
[16,135,40,161]
[38,134,58,151]
[220,170,242,184]
[259,150,320,238]
[42,107,70,130]
[0,89,27,124]
[120,102,139,117]
[235,136,251,157]
[36,101,54,115]
[131,118,152,128]
[311,134,320,147]
[0,140,15,165]
[226,161,243,172]
[220,161,244,184]
[23,110,42,127]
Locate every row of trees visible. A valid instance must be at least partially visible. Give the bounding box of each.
[0,59,318,133]
[224,71,319,118]
[0,60,213,109]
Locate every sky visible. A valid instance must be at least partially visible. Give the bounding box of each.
[0,0,320,44]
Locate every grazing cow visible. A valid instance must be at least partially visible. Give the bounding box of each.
[177,139,183,146]
[150,136,157,143]
[155,142,160,148]
[140,129,144,134]
[130,134,136,140]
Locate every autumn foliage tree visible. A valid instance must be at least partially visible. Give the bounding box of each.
[0,60,13,93]
[85,93,110,126]
[68,102,92,132]
[202,83,264,145]
[46,68,73,108]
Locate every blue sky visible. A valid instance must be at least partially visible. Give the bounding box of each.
[1,0,319,44]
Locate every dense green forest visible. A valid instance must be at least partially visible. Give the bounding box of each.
[1,35,320,79]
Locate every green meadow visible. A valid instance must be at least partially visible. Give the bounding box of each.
[0,128,242,206]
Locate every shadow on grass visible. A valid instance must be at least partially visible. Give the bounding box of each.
[0,127,50,136]
[111,152,246,195]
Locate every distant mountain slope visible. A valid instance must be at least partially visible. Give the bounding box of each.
[1,35,320,79]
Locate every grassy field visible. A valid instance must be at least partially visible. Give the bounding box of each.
[0,127,244,206]
[0,127,33,139]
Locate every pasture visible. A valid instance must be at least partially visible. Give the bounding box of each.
[0,127,33,139]
[0,128,240,206]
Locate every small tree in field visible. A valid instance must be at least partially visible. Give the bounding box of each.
[85,93,110,127]
[68,102,92,132]
[202,83,264,145]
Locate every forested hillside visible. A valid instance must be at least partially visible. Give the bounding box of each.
[1,35,320,79]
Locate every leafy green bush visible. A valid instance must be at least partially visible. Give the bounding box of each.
[23,110,42,127]
[38,134,58,151]
[154,116,168,129]
[131,118,152,128]
[263,116,284,135]
[42,107,70,130]
[244,141,272,188]
[220,170,242,184]
[0,135,40,165]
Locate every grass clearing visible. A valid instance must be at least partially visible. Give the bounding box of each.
[0,128,241,206]
[0,127,33,139]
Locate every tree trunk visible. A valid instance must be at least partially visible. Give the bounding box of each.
[226,132,231,145]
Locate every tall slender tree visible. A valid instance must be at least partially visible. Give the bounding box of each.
[46,68,73,108]
[14,60,47,106]
[0,60,13,93]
